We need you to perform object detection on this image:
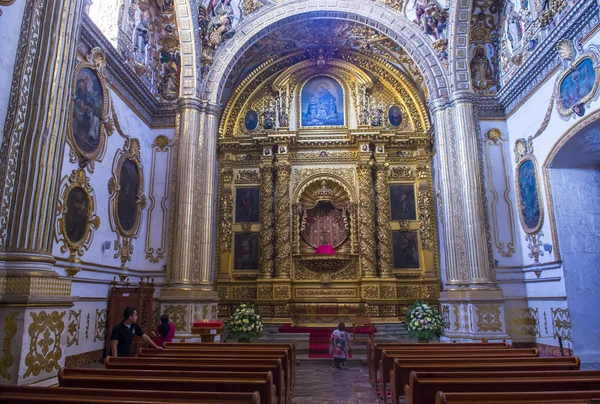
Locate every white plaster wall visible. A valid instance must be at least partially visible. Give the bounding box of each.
[63,300,109,358]
[0,2,27,142]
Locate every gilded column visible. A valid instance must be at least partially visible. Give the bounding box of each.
[374,161,394,278]
[357,161,377,278]
[273,157,291,279]
[168,97,202,288]
[258,160,275,278]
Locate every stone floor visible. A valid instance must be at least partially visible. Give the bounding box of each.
[290,360,381,404]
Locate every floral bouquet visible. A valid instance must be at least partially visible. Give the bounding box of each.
[226,303,264,342]
[405,300,445,341]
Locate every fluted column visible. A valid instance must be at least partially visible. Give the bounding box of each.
[273,157,291,279]
[258,159,275,278]
[374,161,394,278]
[168,98,203,287]
[357,161,377,278]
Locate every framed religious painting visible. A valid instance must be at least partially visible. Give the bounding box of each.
[244,109,259,131]
[388,105,403,127]
[515,155,544,234]
[235,187,260,223]
[233,233,259,270]
[555,51,600,118]
[390,184,417,221]
[68,48,113,169]
[300,75,346,128]
[392,231,420,269]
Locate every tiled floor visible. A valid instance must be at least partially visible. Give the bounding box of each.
[290,360,381,404]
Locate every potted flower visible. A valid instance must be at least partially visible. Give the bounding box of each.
[405,300,445,342]
[226,303,264,342]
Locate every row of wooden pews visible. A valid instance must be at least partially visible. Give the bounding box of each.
[367,340,600,404]
[0,341,296,404]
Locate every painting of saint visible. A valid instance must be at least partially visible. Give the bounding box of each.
[301,76,345,127]
[470,46,494,92]
[392,231,420,269]
[388,105,403,127]
[117,159,140,232]
[73,68,103,154]
[234,233,259,270]
[64,187,89,243]
[244,110,258,131]
[235,187,260,223]
[390,185,416,221]
[559,57,597,110]
[517,159,542,232]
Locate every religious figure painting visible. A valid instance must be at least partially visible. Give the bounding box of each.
[390,185,417,221]
[470,45,495,94]
[73,67,103,154]
[64,187,89,244]
[117,159,141,232]
[388,105,403,127]
[559,57,597,110]
[235,187,260,223]
[392,231,420,269]
[516,158,543,233]
[234,233,259,270]
[244,110,258,131]
[301,76,345,127]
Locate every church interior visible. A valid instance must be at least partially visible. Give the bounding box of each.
[1,0,600,401]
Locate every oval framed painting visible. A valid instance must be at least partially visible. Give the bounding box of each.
[64,186,90,244]
[244,110,259,131]
[555,51,600,118]
[117,158,141,233]
[388,105,403,127]
[515,156,544,234]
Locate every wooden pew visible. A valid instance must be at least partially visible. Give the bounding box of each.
[405,370,600,404]
[390,356,582,404]
[435,390,600,404]
[379,348,539,398]
[104,356,288,404]
[368,342,509,386]
[58,368,276,404]
[0,385,261,404]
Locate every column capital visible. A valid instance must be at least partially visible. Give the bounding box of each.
[449,91,476,107]
[428,96,450,113]
[177,96,203,112]
[204,102,223,117]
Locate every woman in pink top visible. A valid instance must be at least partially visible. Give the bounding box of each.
[151,314,176,348]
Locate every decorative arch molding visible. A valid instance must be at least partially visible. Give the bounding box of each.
[447,0,474,92]
[201,1,450,103]
[294,174,357,207]
[174,0,201,98]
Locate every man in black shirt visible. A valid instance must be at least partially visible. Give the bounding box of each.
[110,306,162,357]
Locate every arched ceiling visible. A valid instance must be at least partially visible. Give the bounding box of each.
[219,18,428,107]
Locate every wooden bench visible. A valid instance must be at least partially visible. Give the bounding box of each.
[405,370,600,404]
[379,348,539,398]
[104,356,288,404]
[58,368,276,404]
[390,356,582,404]
[435,390,600,404]
[368,342,509,386]
[0,385,261,404]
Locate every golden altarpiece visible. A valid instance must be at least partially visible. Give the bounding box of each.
[215,49,439,325]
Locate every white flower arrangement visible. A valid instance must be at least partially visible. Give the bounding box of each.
[405,300,445,341]
[226,303,264,342]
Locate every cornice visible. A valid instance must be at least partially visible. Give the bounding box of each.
[498,0,599,114]
[79,14,176,128]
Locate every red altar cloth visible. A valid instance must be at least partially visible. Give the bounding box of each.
[192,321,223,328]
[315,244,335,255]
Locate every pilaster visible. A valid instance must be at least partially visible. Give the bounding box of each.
[357,159,377,278]
[258,159,275,278]
[374,159,394,278]
[273,155,292,279]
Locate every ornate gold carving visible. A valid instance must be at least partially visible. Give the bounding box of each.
[145,135,174,263]
[380,0,403,12]
[475,304,503,332]
[218,286,230,299]
[67,310,81,347]
[418,190,436,251]
[362,285,379,299]
[85,313,90,340]
[4,276,71,297]
[163,305,187,331]
[274,286,291,300]
[93,309,107,342]
[442,305,450,329]
[292,151,357,164]
[293,262,322,281]
[56,169,100,272]
[381,305,397,317]
[219,195,233,252]
[298,255,354,273]
[108,138,146,267]
[241,222,252,233]
[274,305,289,318]
[232,286,257,300]
[295,288,357,297]
[380,285,396,299]
[259,163,274,277]
[389,167,414,180]
[357,162,377,277]
[452,305,459,331]
[486,128,503,145]
[0,311,18,380]
[235,170,260,184]
[244,0,264,15]
[365,305,380,318]
[24,311,66,378]
[293,168,356,191]
[555,46,600,118]
[507,307,539,337]
[397,285,423,299]
[551,308,572,342]
[331,261,358,281]
[375,163,393,277]
[274,163,292,278]
[257,285,272,300]
[426,285,439,298]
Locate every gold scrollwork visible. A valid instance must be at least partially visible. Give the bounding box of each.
[67,310,82,348]
[418,190,436,251]
[257,285,272,300]
[274,162,292,277]
[375,163,393,277]
[163,305,187,331]
[93,309,107,342]
[475,304,503,332]
[218,286,230,299]
[380,285,396,299]
[551,308,572,342]
[274,286,291,300]
[357,162,377,277]
[24,311,66,379]
[232,286,257,300]
[295,288,356,297]
[507,307,539,337]
[389,166,415,180]
[108,138,146,267]
[0,311,18,380]
[259,162,275,276]
[219,195,233,252]
[235,170,261,184]
[452,305,460,331]
[397,285,423,299]
[362,285,379,299]
[67,48,114,171]
[331,261,358,281]
[56,169,100,275]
